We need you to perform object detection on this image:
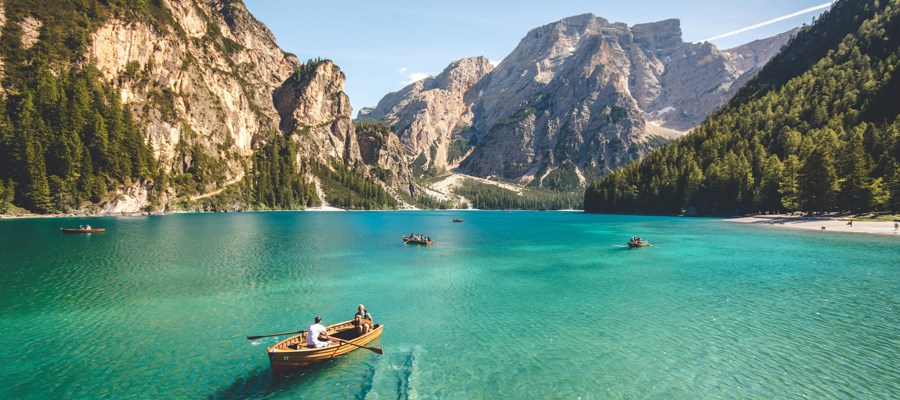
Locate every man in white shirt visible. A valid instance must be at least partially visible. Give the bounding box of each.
[307,316,331,348]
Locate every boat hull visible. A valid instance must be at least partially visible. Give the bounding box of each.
[267,320,383,372]
[403,236,432,245]
[628,241,648,248]
[61,228,106,233]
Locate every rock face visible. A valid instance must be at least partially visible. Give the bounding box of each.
[84,0,406,210]
[273,60,360,165]
[366,14,795,188]
[89,0,299,183]
[355,122,413,190]
[361,56,494,173]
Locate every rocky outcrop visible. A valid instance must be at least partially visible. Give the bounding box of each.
[19,16,42,50]
[273,60,360,165]
[366,14,795,188]
[359,56,494,173]
[355,123,412,189]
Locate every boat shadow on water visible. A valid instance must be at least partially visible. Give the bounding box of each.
[207,360,356,399]
[209,342,418,399]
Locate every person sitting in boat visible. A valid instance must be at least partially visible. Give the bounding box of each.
[79,225,84,230]
[307,316,331,348]
[85,224,92,230]
[353,304,373,335]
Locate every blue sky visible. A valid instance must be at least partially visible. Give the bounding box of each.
[243,1,833,114]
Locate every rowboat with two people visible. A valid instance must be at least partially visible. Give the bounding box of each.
[60,226,105,233]
[627,236,649,248]
[403,233,433,245]
[250,319,384,372]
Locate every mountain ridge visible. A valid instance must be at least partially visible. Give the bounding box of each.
[362,14,797,190]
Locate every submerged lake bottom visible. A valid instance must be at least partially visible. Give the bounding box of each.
[1,211,897,398]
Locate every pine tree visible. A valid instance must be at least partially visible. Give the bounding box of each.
[837,126,873,211]
[798,148,837,213]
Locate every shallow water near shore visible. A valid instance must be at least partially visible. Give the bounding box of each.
[1,211,897,398]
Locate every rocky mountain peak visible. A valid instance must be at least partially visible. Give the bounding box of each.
[426,56,494,93]
[359,55,494,173]
[631,18,683,56]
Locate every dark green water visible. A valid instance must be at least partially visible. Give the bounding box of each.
[0,212,897,399]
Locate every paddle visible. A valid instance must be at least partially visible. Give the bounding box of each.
[246,330,304,340]
[333,337,384,355]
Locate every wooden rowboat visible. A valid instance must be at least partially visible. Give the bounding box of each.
[403,235,433,245]
[267,320,383,372]
[60,228,106,233]
[452,218,463,222]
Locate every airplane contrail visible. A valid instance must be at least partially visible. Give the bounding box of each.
[700,1,835,42]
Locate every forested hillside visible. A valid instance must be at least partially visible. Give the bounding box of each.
[0,1,403,214]
[585,0,900,215]
[0,1,166,213]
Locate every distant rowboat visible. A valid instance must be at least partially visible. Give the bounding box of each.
[60,228,106,233]
[452,218,463,222]
[403,235,433,245]
[267,320,383,372]
[627,239,649,248]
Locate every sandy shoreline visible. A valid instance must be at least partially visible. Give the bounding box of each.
[727,215,900,236]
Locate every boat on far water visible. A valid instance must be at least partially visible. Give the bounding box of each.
[627,237,649,248]
[452,218,463,222]
[403,234,433,245]
[61,228,106,233]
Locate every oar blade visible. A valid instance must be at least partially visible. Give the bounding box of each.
[370,347,384,355]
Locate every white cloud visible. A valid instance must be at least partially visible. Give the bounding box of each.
[489,59,502,67]
[399,67,432,85]
[700,1,835,43]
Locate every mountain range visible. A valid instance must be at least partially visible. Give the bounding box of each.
[0,1,803,214]
[361,14,796,191]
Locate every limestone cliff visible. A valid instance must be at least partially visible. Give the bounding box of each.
[86,0,300,210]
[273,60,360,165]
[464,15,794,185]
[360,56,493,174]
[355,122,413,191]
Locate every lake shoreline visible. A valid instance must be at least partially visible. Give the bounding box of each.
[0,205,519,220]
[0,206,347,220]
[0,206,594,220]
[726,214,900,236]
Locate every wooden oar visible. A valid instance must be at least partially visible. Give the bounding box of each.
[246,330,304,340]
[334,338,384,355]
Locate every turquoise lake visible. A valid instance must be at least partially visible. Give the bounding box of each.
[1,211,897,399]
